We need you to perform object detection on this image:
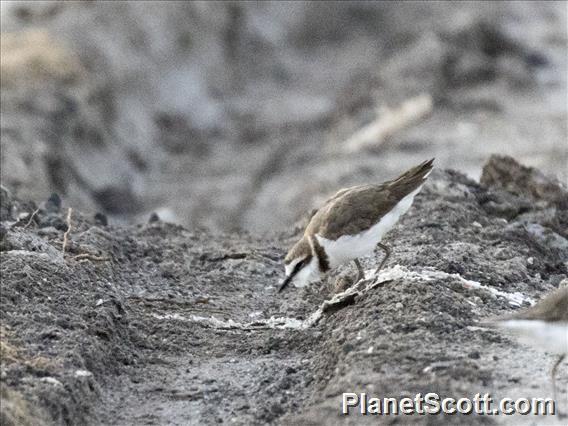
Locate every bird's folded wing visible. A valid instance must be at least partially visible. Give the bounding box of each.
[307,186,399,240]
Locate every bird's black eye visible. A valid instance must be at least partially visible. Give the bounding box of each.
[293,258,306,274]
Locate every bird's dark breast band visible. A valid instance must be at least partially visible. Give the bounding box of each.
[310,236,330,273]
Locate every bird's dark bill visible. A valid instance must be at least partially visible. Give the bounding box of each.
[278,274,293,292]
[278,257,309,293]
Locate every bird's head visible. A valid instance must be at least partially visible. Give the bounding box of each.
[279,237,320,292]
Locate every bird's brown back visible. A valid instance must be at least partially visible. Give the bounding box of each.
[305,159,434,240]
[505,287,568,322]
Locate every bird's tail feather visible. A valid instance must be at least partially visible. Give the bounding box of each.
[387,158,434,197]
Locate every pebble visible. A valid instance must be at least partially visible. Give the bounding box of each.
[40,377,63,387]
[74,370,93,378]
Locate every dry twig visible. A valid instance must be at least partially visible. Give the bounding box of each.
[343,93,433,153]
[62,208,72,257]
[24,209,40,228]
[72,253,110,262]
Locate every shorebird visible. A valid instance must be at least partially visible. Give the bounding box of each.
[279,159,434,292]
[488,286,568,404]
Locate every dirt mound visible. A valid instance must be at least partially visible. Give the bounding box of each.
[1,156,566,425]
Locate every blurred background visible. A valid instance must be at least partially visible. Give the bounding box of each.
[1,1,566,234]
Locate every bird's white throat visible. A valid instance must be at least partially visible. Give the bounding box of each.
[284,255,320,288]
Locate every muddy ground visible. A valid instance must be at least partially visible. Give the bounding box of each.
[1,156,567,425]
[1,2,566,232]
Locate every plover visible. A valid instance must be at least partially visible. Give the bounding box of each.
[489,286,568,402]
[279,159,434,292]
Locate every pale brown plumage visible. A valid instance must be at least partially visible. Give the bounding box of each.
[280,159,434,293]
[285,158,434,265]
[486,286,568,405]
[497,286,568,323]
[306,158,434,239]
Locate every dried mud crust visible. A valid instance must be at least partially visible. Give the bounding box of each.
[1,159,567,425]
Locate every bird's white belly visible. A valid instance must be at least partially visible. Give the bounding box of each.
[498,320,568,354]
[316,186,422,269]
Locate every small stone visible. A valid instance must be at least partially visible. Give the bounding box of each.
[333,276,353,293]
[395,302,404,310]
[149,212,160,223]
[94,212,108,226]
[40,377,63,387]
[342,343,354,354]
[468,351,481,359]
[74,370,93,378]
[270,402,284,416]
[525,51,548,67]
[45,193,62,212]
[473,296,483,305]
[472,221,482,228]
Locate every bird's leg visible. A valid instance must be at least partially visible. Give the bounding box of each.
[551,353,565,409]
[353,259,365,282]
[374,242,391,276]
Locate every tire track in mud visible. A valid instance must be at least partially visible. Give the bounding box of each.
[96,237,328,426]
